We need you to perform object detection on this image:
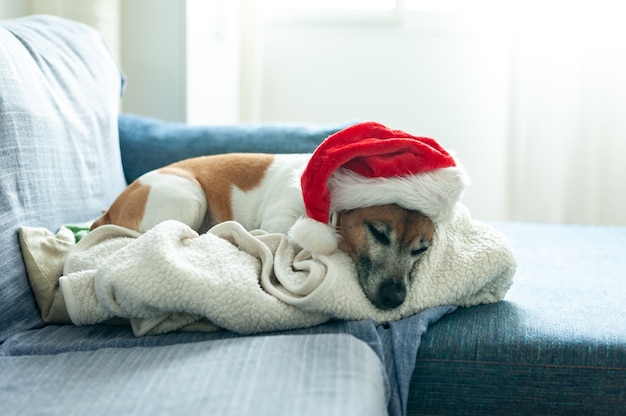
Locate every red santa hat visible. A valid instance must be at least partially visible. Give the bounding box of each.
[288,121,469,255]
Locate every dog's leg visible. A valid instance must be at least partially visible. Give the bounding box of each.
[92,170,209,233]
[138,171,208,233]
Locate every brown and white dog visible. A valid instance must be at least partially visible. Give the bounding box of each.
[91,153,435,310]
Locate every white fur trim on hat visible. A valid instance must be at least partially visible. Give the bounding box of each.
[288,217,338,254]
[328,165,469,223]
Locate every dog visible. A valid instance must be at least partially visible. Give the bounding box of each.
[91,153,435,310]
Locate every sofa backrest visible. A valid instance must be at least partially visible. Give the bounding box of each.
[0,15,126,342]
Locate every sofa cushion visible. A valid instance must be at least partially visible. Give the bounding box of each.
[408,222,626,415]
[118,113,353,183]
[0,333,388,416]
[0,15,126,342]
[0,307,453,416]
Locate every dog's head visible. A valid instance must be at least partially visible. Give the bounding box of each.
[335,204,434,310]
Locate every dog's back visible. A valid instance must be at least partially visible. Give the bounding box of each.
[91,153,310,234]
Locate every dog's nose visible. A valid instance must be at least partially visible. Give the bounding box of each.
[378,281,406,309]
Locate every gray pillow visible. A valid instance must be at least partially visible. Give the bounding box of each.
[0,15,126,341]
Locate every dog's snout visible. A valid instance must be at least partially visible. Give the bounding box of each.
[378,280,406,310]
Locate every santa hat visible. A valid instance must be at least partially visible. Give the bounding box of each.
[288,121,469,255]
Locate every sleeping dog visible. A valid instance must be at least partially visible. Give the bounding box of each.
[91,153,435,310]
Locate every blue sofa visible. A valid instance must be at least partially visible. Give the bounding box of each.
[1,15,624,416]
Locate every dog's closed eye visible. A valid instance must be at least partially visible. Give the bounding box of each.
[411,247,428,256]
[366,222,390,246]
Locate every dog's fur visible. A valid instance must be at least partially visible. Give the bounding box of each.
[91,153,434,310]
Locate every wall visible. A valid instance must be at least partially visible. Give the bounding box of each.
[119,0,186,122]
[118,0,241,124]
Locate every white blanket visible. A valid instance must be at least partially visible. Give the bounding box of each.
[59,204,516,336]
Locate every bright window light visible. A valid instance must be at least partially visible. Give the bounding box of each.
[405,0,508,12]
[405,0,466,11]
[265,0,395,11]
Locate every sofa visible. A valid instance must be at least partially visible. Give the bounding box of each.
[1,15,624,416]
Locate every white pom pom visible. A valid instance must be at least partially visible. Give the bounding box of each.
[288,217,338,255]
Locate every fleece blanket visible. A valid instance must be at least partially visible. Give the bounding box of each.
[48,204,515,336]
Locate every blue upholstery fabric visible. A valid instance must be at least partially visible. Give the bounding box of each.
[0,334,388,416]
[408,222,626,415]
[118,113,353,183]
[0,307,452,416]
[0,16,126,342]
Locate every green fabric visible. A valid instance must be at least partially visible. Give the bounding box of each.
[62,223,92,243]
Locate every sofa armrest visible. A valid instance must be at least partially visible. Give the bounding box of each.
[0,15,126,342]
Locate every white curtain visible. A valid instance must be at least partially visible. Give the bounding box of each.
[246,1,626,226]
[506,2,626,225]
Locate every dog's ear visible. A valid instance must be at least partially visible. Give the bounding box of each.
[332,211,344,229]
[332,211,355,250]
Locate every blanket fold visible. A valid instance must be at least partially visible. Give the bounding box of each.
[54,203,515,336]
